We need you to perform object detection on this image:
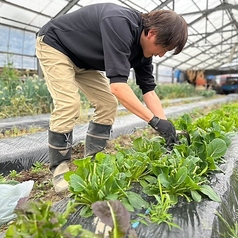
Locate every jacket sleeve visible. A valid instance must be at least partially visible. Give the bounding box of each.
[99,16,134,83]
[134,58,156,94]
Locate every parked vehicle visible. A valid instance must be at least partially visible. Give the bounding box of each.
[221,76,238,94]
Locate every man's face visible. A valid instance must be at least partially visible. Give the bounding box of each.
[140,30,167,58]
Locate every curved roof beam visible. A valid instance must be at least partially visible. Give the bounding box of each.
[159,20,235,66]
[53,0,80,18]
[181,2,238,16]
[178,33,237,69]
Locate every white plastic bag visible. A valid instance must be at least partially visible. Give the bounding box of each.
[0,180,34,225]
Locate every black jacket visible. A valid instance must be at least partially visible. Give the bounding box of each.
[38,3,156,94]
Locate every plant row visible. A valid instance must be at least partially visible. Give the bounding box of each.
[0,62,215,118]
[65,103,238,218]
[4,102,237,238]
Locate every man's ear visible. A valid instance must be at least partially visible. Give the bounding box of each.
[147,29,156,39]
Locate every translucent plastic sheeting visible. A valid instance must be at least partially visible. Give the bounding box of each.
[0,180,34,226]
[0,114,51,131]
[0,94,238,176]
[0,124,88,176]
[49,135,238,238]
[1,0,238,71]
[0,97,203,130]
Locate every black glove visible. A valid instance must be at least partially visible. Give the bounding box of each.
[149,116,177,147]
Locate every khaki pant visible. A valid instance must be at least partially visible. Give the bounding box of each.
[35,36,118,133]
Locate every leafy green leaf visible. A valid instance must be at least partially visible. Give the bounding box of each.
[127,191,149,210]
[184,176,200,190]
[168,194,178,204]
[175,166,187,185]
[121,198,134,212]
[106,194,119,200]
[191,190,202,202]
[5,200,90,238]
[79,205,93,218]
[133,137,144,151]
[200,185,221,202]
[143,175,157,184]
[64,225,82,236]
[70,174,88,192]
[206,156,217,170]
[158,173,171,189]
[142,186,160,196]
[207,138,227,159]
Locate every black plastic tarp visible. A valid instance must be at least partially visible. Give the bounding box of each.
[1,95,238,176]
[0,95,238,238]
[51,135,238,238]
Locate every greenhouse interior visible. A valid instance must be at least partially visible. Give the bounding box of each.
[0,0,238,238]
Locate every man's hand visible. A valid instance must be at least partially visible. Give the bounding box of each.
[149,116,177,147]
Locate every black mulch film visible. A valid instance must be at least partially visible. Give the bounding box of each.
[0,94,238,237]
[51,135,238,238]
[1,95,238,176]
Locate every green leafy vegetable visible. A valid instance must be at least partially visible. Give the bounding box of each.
[5,199,102,238]
[199,185,221,202]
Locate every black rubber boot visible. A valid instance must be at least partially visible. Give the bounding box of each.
[84,121,112,157]
[48,130,73,171]
[48,130,73,193]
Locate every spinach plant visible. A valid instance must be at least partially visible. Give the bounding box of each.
[65,102,238,227]
[64,153,149,217]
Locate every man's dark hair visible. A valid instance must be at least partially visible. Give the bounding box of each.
[141,10,188,55]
